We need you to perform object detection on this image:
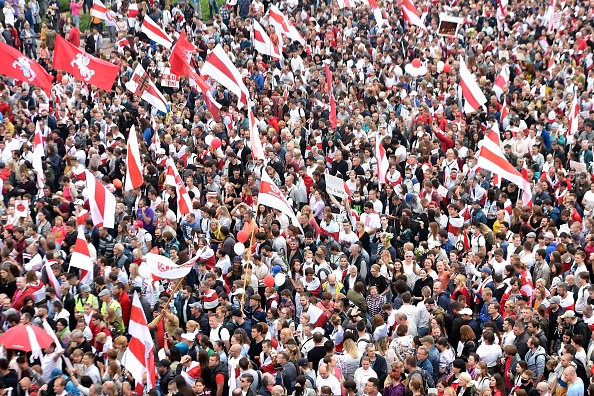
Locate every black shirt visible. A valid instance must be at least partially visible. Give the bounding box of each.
[307,345,326,372]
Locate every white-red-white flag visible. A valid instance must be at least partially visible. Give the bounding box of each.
[122,292,156,394]
[401,0,427,30]
[126,64,168,113]
[145,253,197,279]
[547,52,556,74]
[496,0,507,31]
[477,127,533,208]
[252,20,282,59]
[165,159,192,219]
[258,172,301,229]
[247,106,265,160]
[500,99,509,130]
[125,125,143,191]
[568,94,580,137]
[84,170,116,228]
[547,0,556,33]
[539,37,549,54]
[140,15,173,48]
[376,135,389,186]
[70,225,94,272]
[90,0,119,29]
[32,122,45,189]
[481,123,502,188]
[492,65,509,101]
[459,56,487,114]
[325,62,337,129]
[115,37,131,53]
[201,44,249,108]
[268,5,291,37]
[44,260,62,298]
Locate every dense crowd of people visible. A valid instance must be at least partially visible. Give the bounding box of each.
[2,0,594,396]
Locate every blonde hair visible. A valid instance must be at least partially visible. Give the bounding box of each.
[343,338,360,359]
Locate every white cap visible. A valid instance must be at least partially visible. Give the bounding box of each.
[460,308,473,315]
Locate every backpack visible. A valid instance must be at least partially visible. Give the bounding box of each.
[316,263,332,282]
[409,368,435,390]
[479,234,493,253]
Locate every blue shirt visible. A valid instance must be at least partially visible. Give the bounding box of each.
[567,379,584,396]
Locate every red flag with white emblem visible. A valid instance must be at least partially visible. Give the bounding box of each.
[0,42,53,94]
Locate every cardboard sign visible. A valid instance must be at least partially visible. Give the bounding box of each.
[570,160,587,174]
[160,68,179,88]
[325,174,347,199]
[437,14,464,37]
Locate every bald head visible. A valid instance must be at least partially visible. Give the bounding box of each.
[20,377,31,390]
[230,344,242,357]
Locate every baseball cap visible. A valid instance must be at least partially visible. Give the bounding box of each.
[526,232,536,238]
[189,302,203,310]
[548,296,561,304]
[74,199,84,206]
[231,309,243,317]
[481,267,492,275]
[561,310,576,319]
[543,232,554,240]
[133,220,143,229]
[81,284,92,292]
[98,289,111,297]
[157,359,171,368]
[181,333,196,342]
[297,358,309,367]
[419,336,435,344]
[460,308,473,315]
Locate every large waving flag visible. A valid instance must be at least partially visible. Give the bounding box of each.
[253,20,282,59]
[44,261,62,299]
[32,122,45,189]
[170,32,222,120]
[500,99,509,130]
[258,172,301,229]
[145,253,197,279]
[122,292,155,394]
[70,225,94,273]
[546,0,556,33]
[268,5,291,37]
[0,43,53,94]
[247,106,265,160]
[84,170,116,228]
[481,123,502,188]
[53,35,119,91]
[401,0,427,30]
[492,65,509,101]
[325,62,337,129]
[376,135,388,186]
[459,56,487,114]
[126,64,168,112]
[125,125,143,191]
[141,15,173,48]
[477,126,533,207]
[568,95,580,137]
[90,0,119,29]
[201,44,249,108]
[165,159,192,219]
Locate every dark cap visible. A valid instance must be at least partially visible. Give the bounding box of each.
[231,309,243,317]
[297,358,309,367]
[157,359,171,368]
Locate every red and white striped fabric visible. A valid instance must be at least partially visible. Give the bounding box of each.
[258,172,302,229]
[500,99,509,130]
[125,64,168,113]
[492,65,509,101]
[70,226,94,273]
[252,20,282,60]
[44,260,62,298]
[482,124,502,188]
[201,44,249,108]
[122,292,155,394]
[547,52,556,74]
[539,37,549,54]
[247,106,265,160]
[568,94,580,137]
[546,0,556,33]
[496,0,507,31]
[140,15,173,48]
[447,216,465,240]
[127,3,139,19]
[459,56,487,113]
[165,159,192,219]
[325,62,337,129]
[115,37,131,53]
[145,253,196,279]
[477,126,533,208]
[337,0,355,8]
[402,0,427,30]
[90,0,119,28]
[32,122,45,189]
[376,136,389,186]
[125,125,143,191]
[268,5,291,37]
[288,25,306,45]
[84,170,116,228]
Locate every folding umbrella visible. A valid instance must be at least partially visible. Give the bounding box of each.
[0,325,55,352]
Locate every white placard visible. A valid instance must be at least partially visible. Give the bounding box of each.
[15,200,29,218]
[160,68,179,88]
[325,174,347,199]
[437,185,449,198]
[570,160,587,174]
[437,14,464,37]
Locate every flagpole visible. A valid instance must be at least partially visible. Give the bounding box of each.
[240,228,256,311]
[153,276,185,326]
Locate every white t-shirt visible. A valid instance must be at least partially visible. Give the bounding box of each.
[476,343,502,368]
[209,325,230,343]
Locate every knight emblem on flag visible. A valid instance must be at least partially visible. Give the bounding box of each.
[12,57,37,81]
[71,54,96,81]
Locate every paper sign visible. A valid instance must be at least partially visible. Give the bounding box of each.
[325,174,347,199]
[160,68,179,88]
[570,160,587,173]
[437,185,449,198]
[15,200,29,218]
[437,14,464,37]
